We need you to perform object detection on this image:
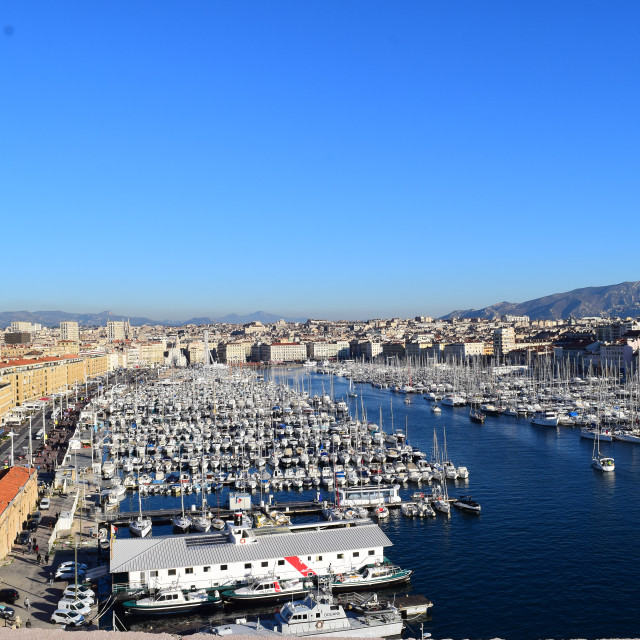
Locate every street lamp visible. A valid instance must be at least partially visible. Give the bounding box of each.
[8,431,16,467]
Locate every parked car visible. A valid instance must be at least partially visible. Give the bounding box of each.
[50,609,85,626]
[55,568,86,581]
[63,585,95,602]
[57,598,92,616]
[40,497,50,510]
[0,589,19,604]
[17,531,30,545]
[58,561,88,572]
[0,605,15,620]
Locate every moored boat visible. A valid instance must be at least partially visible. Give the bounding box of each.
[222,576,312,605]
[330,562,412,593]
[208,591,404,637]
[123,587,221,616]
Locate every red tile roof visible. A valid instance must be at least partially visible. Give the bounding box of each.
[0,467,35,515]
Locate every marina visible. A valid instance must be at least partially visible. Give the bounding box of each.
[83,362,640,639]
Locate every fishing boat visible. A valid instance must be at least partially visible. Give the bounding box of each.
[330,562,412,593]
[123,587,221,616]
[221,576,312,605]
[208,591,404,637]
[469,407,485,424]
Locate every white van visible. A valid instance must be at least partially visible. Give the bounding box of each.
[57,599,92,616]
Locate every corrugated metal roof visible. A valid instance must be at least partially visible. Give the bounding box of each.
[110,523,392,574]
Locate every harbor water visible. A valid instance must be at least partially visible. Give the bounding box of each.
[119,368,640,639]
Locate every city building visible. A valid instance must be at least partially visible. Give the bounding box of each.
[493,327,516,357]
[60,321,80,342]
[0,467,37,561]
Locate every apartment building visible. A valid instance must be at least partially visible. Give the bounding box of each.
[493,327,516,357]
[60,321,80,342]
[217,342,247,364]
[264,342,307,363]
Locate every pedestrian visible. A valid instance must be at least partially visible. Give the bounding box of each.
[34,544,39,555]
[36,553,41,565]
[49,575,53,587]
[45,552,49,564]
[24,598,30,611]
[27,542,31,553]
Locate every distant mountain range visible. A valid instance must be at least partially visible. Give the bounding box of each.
[0,310,307,328]
[442,281,640,320]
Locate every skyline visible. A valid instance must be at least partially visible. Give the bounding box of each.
[2,2,640,318]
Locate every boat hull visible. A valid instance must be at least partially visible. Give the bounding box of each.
[330,570,412,593]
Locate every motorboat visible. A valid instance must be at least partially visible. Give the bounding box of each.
[330,562,412,593]
[530,411,559,426]
[453,495,481,513]
[123,587,220,616]
[221,576,312,605]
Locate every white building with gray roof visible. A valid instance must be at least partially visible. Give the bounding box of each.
[110,520,393,594]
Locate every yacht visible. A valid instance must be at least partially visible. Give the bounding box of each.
[453,495,481,513]
[330,562,412,592]
[530,411,559,426]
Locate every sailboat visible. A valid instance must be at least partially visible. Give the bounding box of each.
[592,425,615,472]
[172,476,193,532]
[129,478,152,538]
[193,448,212,532]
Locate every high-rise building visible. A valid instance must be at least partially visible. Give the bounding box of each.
[493,326,516,357]
[108,320,126,342]
[60,321,79,342]
[10,322,32,333]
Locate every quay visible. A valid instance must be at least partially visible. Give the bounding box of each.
[98,497,455,528]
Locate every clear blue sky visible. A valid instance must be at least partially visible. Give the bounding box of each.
[2,1,639,321]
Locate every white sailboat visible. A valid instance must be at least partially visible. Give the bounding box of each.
[129,477,152,538]
[592,424,615,472]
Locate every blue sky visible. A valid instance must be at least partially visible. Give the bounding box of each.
[2,1,639,321]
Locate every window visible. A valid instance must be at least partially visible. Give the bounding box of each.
[368,550,375,556]
[204,566,210,573]
[261,561,268,568]
[168,569,176,576]
[150,571,158,578]
[337,554,344,560]
[316,556,322,562]
[185,567,193,574]
[245,563,251,569]
[220,564,228,571]
[353,552,360,558]
[278,560,284,566]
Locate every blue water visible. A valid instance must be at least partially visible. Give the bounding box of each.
[120,369,640,638]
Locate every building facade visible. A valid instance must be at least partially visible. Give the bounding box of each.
[0,467,37,561]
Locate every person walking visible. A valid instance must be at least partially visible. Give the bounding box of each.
[36,553,42,565]
[24,598,30,611]
[45,552,49,564]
